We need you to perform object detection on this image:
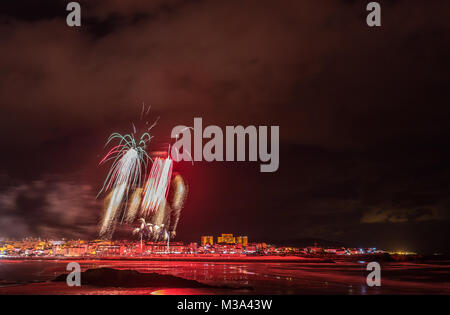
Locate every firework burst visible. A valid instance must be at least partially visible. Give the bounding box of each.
[99,132,151,194]
[97,106,188,240]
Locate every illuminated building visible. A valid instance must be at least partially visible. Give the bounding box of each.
[214,234,249,246]
[236,236,248,246]
[217,233,235,244]
[201,236,214,246]
[67,246,87,257]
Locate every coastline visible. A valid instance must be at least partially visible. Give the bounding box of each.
[0,255,334,263]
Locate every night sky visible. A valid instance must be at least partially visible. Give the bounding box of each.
[1,1,450,253]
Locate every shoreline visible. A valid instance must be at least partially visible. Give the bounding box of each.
[0,255,334,263]
[2,253,442,263]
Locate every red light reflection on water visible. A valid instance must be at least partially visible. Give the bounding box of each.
[151,288,216,295]
[0,259,449,294]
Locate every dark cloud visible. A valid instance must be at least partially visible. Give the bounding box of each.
[361,207,445,224]
[0,1,449,252]
[0,176,99,239]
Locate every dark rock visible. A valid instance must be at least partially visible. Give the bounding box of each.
[53,267,250,290]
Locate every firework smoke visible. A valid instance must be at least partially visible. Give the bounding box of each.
[125,188,143,223]
[170,174,187,212]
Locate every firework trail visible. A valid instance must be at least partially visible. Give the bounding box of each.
[100,183,126,237]
[98,132,151,236]
[141,157,173,217]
